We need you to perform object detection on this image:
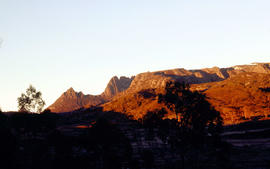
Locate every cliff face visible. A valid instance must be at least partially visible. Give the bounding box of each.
[125,63,270,93]
[48,76,133,113]
[102,76,134,99]
[103,63,270,124]
[49,62,270,124]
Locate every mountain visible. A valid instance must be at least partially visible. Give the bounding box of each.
[49,62,270,125]
[48,76,133,112]
[47,88,104,113]
[103,63,270,124]
[103,63,270,102]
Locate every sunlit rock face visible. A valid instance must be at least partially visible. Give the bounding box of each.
[48,76,134,113]
[48,87,105,113]
[49,63,270,124]
[103,63,270,124]
[101,76,134,99]
[192,72,270,125]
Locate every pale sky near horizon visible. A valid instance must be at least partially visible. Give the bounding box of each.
[1,0,270,111]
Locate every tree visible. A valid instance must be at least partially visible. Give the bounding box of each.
[17,85,45,113]
[158,81,223,135]
[158,82,189,121]
[157,81,223,169]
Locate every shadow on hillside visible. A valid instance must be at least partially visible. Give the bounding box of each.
[1,105,270,169]
[0,106,230,169]
[0,110,134,169]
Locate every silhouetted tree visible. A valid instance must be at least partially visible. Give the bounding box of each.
[158,82,189,121]
[17,85,45,113]
[156,81,223,169]
[142,108,167,129]
[141,108,172,141]
[158,81,223,137]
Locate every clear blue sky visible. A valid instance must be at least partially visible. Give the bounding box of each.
[1,0,270,111]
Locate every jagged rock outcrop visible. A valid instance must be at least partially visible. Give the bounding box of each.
[48,76,133,113]
[103,63,270,124]
[101,76,134,99]
[49,62,270,124]
[48,88,105,113]
[115,63,270,97]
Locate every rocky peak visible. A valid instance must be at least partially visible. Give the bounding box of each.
[102,76,134,99]
[48,87,104,113]
[64,87,77,98]
[48,76,134,112]
[67,87,75,92]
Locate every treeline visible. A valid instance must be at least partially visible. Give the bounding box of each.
[0,81,231,169]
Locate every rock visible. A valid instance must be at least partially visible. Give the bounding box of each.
[48,76,133,113]
[49,62,270,124]
[102,76,134,99]
[103,63,270,124]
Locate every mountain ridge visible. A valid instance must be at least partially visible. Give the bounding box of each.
[48,62,270,124]
[48,76,134,112]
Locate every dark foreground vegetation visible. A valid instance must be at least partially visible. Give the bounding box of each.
[0,111,226,169]
[1,111,270,169]
[0,82,270,169]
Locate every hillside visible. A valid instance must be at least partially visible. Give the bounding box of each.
[103,63,270,124]
[49,62,270,124]
[193,72,270,124]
